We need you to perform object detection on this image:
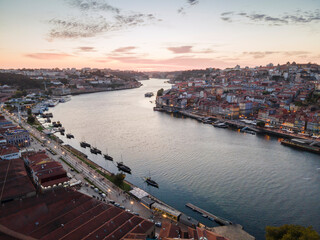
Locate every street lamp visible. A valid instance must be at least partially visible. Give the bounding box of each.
[130,201,134,211]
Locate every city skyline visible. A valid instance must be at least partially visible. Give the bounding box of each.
[1,0,320,71]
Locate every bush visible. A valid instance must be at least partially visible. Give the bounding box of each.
[27,116,35,124]
[266,224,320,240]
[157,88,164,96]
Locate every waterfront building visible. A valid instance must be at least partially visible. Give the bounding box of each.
[23,151,69,189]
[3,128,31,147]
[0,145,20,160]
[0,158,36,203]
[0,188,155,239]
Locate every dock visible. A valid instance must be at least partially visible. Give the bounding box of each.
[185,203,232,226]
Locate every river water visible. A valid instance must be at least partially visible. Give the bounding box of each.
[51,78,320,239]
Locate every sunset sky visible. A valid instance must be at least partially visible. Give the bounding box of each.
[0,0,319,71]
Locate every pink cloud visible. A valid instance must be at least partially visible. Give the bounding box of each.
[108,55,229,69]
[167,46,193,54]
[112,46,136,53]
[24,53,72,60]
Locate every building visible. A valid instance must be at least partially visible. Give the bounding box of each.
[23,151,69,189]
[0,158,36,203]
[0,188,155,239]
[158,222,229,240]
[0,145,20,160]
[3,128,31,147]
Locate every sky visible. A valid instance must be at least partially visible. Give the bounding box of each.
[0,0,320,71]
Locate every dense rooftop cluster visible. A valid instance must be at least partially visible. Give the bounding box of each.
[156,63,320,134]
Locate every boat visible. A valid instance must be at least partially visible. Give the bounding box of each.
[117,162,131,174]
[60,131,65,136]
[145,92,154,97]
[80,141,91,148]
[144,177,159,188]
[103,148,113,161]
[90,147,101,155]
[66,133,74,139]
[104,154,113,161]
[213,122,228,128]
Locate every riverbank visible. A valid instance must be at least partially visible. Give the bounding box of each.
[154,106,320,145]
[48,78,320,239]
[57,82,143,96]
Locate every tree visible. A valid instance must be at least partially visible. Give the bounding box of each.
[113,173,126,187]
[157,88,164,97]
[27,116,35,124]
[27,108,32,116]
[266,224,320,240]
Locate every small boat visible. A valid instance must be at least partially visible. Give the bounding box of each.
[213,122,228,128]
[66,133,74,139]
[104,154,113,161]
[144,177,159,188]
[60,131,65,136]
[80,141,91,148]
[202,214,208,218]
[145,92,154,97]
[117,162,131,174]
[103,148,113,161]
[90,147,101,155]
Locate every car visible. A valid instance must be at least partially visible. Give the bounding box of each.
[90,185,94,189]
[132,212,139,216]
[94,188,99,193]
[155,222,162,227]
[125,209,131,212]
[119,205,125,210]
[101,193,106,198]
[114,203,120,207]
[109,200,115,204]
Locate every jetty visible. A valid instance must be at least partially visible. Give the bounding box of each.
[186,203,232,226]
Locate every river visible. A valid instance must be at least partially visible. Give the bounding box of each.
[50,78,320,239]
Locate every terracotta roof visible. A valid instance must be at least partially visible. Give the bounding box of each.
[0,188,155,240]
[0,158,36,202]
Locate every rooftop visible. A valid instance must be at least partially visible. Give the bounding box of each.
[0,158,36,203]
[0,188,155,240]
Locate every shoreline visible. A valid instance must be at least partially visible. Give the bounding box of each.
[54,82,143,96]
[154,106,320,145]
[33,86,256,238]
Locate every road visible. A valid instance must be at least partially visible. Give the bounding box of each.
[1,108,154,220]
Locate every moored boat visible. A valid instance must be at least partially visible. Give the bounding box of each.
[144,177,159,188]
[80,141,91,148]
[117,162,131,174]
[90,147,101,155]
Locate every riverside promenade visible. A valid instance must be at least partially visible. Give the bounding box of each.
[156,106,320,143]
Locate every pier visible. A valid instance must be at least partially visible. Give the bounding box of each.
[186,203,232,226]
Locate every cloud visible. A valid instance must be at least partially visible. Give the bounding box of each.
[48,1,161,40]
[242,51,311,59]
[48,13,161,39]
[77,46,96,52]
[177,0,199,14]
[167,46,193,54]
[187,0,199,5]
[24,53,72,60]
[221,9,320,26]
[243,51,279,59]
[167,46,213,54]
[67,0,120,14]
[112,46,136,53]
[108,55,226,69]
